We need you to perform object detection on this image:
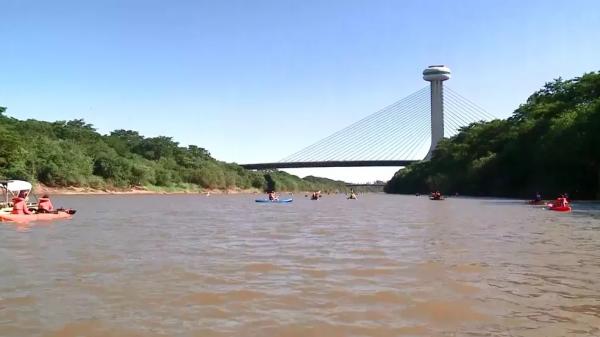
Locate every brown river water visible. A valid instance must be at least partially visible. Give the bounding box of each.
[1,194,599,337]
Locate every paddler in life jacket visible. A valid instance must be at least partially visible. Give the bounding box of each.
[553,194,569,208]
[430,191,442,200]
[11,191,32,215]
[37,194,54,213]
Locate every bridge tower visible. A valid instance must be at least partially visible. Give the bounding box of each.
[423,65,451,159]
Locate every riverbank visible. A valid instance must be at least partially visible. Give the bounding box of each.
[33,184,262,195]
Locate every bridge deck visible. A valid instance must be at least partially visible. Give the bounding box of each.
[240,160,417,170]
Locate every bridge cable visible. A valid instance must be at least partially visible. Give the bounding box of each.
[337,92,430,161]
[283,91,424,162]
[444,97,485,127]
[445,88,495,121]
[385,111,431,160]
[309,87,429,161]
[445,100,484,132]
[286,87,429,162]
[344,105,427,160]
[280,87,429,162]
[444,93,485,123]
[406,124,432,159]
[368,101,430,160]
[445,87,496,120]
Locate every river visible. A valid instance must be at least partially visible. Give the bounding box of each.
[1,194,599,336]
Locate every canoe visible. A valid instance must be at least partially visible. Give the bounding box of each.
[255,199,293,203]
[546,204,571,212]
[0,210,74,223]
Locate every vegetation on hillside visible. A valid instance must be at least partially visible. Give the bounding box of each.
[0,108,349,193]
[385,71,600,199]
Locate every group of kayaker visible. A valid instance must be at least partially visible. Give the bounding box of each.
[529,192,570,204]
[526,192,572,211]
[10,191,54,215]
[430,191,443,200]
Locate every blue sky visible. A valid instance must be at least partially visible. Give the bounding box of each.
[1,0,599,182]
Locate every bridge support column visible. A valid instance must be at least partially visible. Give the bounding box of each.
[423,65,451,160]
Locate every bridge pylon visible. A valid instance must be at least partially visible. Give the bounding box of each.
[423,65,451,159]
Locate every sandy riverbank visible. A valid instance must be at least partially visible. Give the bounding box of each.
[33,184,263,196]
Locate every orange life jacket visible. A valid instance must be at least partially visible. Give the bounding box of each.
[11,197,31,215]
[38,198,54,212]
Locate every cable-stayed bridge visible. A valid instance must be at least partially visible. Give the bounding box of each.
[241,66,495,170]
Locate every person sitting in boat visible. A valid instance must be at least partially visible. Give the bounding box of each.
[534,192,542,202]
[37,194,54,213]
[430,191,442,200]
[267,191,279,201]
[11,191,32,215]
[553,195,568,208]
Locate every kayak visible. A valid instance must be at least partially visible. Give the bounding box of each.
[527,200,545,205]
[255,199,293,203]
[0,210,75,223]
[429,197,444,200]
[546,203,571,212]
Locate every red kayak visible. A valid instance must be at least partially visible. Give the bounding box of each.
[0,210,75,223]
[546,203,572,212]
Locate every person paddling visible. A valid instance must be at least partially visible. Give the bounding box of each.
[553,194,569,208]
[37,194,54,213]
[267,191,279,201]
[11,191,32,215]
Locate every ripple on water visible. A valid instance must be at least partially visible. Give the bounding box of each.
[2,194,600,336]
[402,299,489,325]
[447,280,481,295]
[42,320,158,337]
[350,248,387,256]
[178,289,267,306]
[244,262,283,273]
[348,267,398,277]
[299,268,328,278]
[253,322,429,337]
[0,295,36,308]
